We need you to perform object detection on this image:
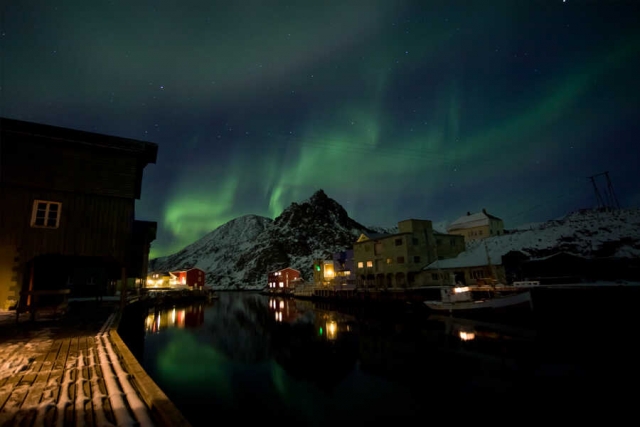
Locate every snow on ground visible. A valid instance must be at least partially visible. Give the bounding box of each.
[0,312,156,426]
[427,208,640,269]
[0,327,55,381]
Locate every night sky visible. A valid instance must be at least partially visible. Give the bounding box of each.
[2,1,639,258]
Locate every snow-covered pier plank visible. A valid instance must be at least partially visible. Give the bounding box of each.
[0,314,161,427]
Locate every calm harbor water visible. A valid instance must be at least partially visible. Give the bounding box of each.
[131,291,638,425]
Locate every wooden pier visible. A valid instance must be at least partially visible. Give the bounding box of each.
[0,305,191,427]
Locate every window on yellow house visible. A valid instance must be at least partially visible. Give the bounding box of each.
[358,262,364,269]
[366,260,373,268]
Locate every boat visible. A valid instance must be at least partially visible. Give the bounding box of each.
[424,285,533,314]
[425,239,533,315]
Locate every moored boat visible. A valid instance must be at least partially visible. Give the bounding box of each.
[424,285,533,314]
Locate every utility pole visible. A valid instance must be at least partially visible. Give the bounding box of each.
[588,171,620,211]
[604,171,621,210]
[588,175,605,209]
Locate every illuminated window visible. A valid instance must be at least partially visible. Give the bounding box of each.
[366,260,373,268]
[30,200,61,228]
[386,258,392,264]
[357,262,364,269]
[324,264,335,278]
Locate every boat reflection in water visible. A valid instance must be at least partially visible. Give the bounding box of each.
[145,304,206,333]
[430,314,537,343]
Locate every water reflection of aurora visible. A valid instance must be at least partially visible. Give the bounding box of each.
[155,328,324,409]
[156,330,233,397]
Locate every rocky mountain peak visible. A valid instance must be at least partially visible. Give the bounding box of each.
[274,188,366,232]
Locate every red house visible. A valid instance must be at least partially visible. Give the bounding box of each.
[170,267,206,289]
[267,267,301,291]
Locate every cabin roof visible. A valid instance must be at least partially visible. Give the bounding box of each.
[0,117,158,165]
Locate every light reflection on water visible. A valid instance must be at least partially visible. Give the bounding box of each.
[138,292,638,425]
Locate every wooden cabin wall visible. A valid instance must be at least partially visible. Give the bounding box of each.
[0,186,134,261]
[1,134,139,199]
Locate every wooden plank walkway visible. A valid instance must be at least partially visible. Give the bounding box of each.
[0,312,156,427]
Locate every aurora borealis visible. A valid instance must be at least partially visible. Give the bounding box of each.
[2,1,639,258]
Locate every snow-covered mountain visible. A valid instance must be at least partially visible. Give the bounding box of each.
[151,191,640,290]
[149,190,385,290]
[432,207,640,269]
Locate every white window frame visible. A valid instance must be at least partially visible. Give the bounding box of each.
[30,200,62,229]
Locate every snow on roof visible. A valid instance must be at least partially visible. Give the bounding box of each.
[447,212,489,230]
[426,208,640,270]
[170,266,204,272]
[356,231,402,242]
[270,267,300,273]
[447,210,503,232]
[148,271,173,276]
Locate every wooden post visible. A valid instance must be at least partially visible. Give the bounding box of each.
[120,266,127,311]
[27,261,34,307]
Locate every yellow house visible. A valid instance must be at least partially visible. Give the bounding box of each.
[446,208,504,243]
[353,219,465,289]
[146,271,185,288]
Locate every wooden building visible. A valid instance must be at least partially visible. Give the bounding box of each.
[312,249,356,288]
[170,267,206,289]
[0,117,158,310]
[267,267,301,292]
